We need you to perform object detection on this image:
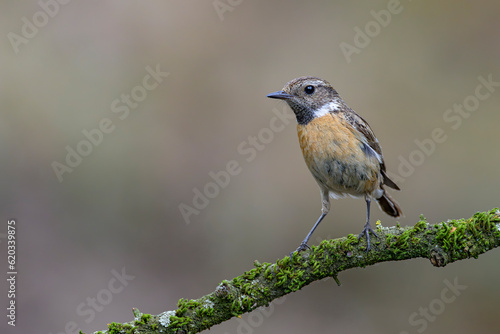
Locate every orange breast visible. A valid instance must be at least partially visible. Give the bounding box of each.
[297,114,380,197]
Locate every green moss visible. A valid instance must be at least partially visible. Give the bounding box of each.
[413,217,428,232]
[141,313,152,323]
[241,282,252,295]
[336,234,358,253]
[473,211,494,231]
[429,210,500,260]
[231,299,240,315]
[289,270,307,291]
[242,268,260,280]
[232,276,244,288]
[107,322,135,334]
[241,295,254,310]
[277,256,289,268]
[134,312,153,327]
[410,236,421,245]
[168,315,192,328]
[195,299,215,318]
[264,265,273,279]
[187,300,202,309]
[275,268,290,287]
[394,230,410,249]
[435,222,453,251]
[311,259,321,276]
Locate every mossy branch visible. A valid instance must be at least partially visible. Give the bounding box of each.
[90,208,500,334]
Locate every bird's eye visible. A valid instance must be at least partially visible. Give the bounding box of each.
[304,85,315,95]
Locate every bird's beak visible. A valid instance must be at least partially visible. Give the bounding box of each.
[266,91,293,100]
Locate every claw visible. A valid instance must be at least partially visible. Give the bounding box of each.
[358,222,379,251]
[289,242,311,261]
[357,196,379,252]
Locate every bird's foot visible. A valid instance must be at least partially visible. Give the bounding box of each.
[358,222,379,252]
[289,242,311,260]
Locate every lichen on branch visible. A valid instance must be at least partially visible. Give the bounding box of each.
[90,208,500,334]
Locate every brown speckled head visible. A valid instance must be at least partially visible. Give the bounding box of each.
[267,76,342,125]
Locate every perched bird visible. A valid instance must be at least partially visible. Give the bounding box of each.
[267,76,402,255]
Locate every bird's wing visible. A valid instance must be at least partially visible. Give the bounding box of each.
[342,109,401,191]
[343,109,383,158]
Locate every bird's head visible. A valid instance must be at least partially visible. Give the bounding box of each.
[267,76,342,125]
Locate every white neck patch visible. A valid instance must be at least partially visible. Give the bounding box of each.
[313,101,342,118]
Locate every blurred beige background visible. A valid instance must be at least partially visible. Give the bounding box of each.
[1,1,499,333]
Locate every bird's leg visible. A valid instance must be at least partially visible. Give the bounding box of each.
[291,189,330,258]
[293,212,326,254]
[358,195,379,251]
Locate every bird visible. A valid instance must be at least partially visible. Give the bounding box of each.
[267,76,402,256]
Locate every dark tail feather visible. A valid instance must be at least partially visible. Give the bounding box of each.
[377,191,403,218]
[381,170,400,190]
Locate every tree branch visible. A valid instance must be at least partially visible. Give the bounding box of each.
[89,208,500,334]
